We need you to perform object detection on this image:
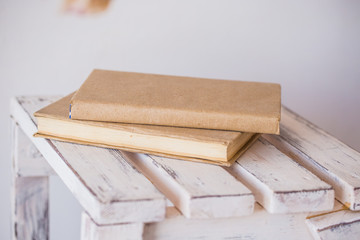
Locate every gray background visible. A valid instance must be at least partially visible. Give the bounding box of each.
[1,0,359,239]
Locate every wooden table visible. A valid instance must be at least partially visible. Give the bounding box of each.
[10,96,360,240]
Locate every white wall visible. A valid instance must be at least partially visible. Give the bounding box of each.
[1,0,359,239]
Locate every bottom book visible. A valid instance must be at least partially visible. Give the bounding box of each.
[34,94,260,166]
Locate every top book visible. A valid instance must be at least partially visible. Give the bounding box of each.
[70,69,281,134]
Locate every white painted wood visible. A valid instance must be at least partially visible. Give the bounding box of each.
[79,202,353,240]
[12,120,55,177]
[11,176,49,240]
[228,138,334,213]
[81,212,143,240]
[306,203,360,240]
[11,117,50,240]
[123,152,254,219]
[10,96,166,224]
[306,199,345,218]
[143,204,313,240]
[263,107,360,210]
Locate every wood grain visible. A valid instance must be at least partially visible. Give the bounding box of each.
[81,212,143,240]
[11,96,166,224]
[11,118,50,240]
[12,120,55,177]
[306,202,360,240]
[264,106,360,210]
[11,176,49,240]
[228,138,334,213]
[81,202,358,240]
[123,152,254,219]
[144,204,313,240]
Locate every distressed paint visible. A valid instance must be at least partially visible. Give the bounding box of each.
[306,203,360,240]
[228,138,334,213]
[11,176,49,240]
[84,203,357,240]
[81,212,143,240]
[12,121,55,177]
[144,204,313,240]
[11,118,50,240]
[123,152,254,219]
[264,106,360,210]
[10,96,166,224]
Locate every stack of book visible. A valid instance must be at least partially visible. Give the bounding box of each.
[34,70,281,166]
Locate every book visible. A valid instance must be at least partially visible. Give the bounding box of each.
[34,94,260,166]
[70,70,281,134]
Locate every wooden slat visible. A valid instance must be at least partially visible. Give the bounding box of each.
[12,121,55,177]
[144,204,313,240]
[10,96,166,224]
[123,152,254,218]
[306,203,360,240]
[11,118,50,240]
[80,212,143,240]
[11,176,49,240]
[228,138,334,213]
[80,202,355,240]
[264,107,360,210]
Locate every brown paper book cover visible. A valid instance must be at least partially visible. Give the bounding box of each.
[34,94,260,166]
[70,70,281,134]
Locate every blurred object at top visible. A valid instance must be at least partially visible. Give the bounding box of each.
[63,0,111,15]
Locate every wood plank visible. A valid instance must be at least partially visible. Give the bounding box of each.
[228,138,334,213]
[11,176,49,240]
[79,202,353,240]
[144,204,313,240]
[10,96,166,224]
[11,118,50,240]
[306,202,360,240]
[12,120,55,177]
[123,152,254,218]
[263,107,360,210]
[81,212,143,240]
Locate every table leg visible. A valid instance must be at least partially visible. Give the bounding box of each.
[12,176,49,240]
[11,121,50,240]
